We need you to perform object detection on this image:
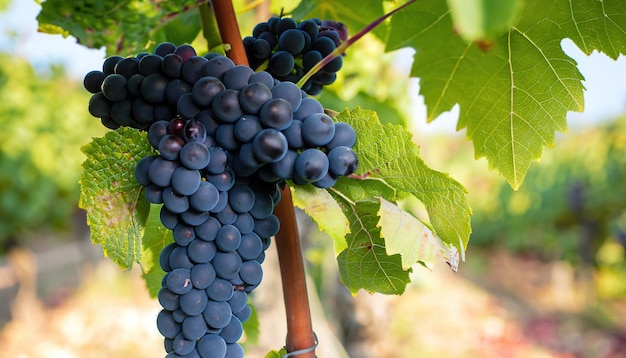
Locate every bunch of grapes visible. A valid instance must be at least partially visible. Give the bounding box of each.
[243,16,348,95]
[84,36,357,357]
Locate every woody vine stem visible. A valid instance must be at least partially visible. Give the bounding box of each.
[210,1,316,356]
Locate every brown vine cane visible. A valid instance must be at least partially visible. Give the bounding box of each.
[210,1,317,356]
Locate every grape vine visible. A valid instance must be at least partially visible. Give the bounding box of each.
[39,0,625,356]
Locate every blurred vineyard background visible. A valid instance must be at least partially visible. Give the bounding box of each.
[1,1,626,357]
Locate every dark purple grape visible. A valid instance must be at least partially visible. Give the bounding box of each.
[301,112,335,146]
[190,181,220,212]
[327,122,357,149]
[269,51,294,77]
[171,166,202,196]
[141,73,169,103]
[88,92,112,118]
[239,83,272,115]
[135,154,158,186]
[158,135,185,161]
[327,146,359,177]
[259,98,292,130]
[174,44,197,61]
[252,128,288,163]
[179,141,210,170]
[102,56,123,76]
[181,56,209,84]
[83,70,105,93]
[177,93,201,120]
[192,76,225,106]
[294,148,329,182]
[101,74,128,101]
[183,119,207,143]
[212,90,243,123]
[234,115,262,143]
[278,29,305,55]
[138,54,163,75]
[154,42,177,57]
[165,79,192,107]
[223,65,254,90]
[162,53,184,78]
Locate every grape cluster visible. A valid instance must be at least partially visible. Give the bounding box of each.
[135,115,281,357]
[85,39,358,358]
[84,42,226,130]
[243,17,348,95]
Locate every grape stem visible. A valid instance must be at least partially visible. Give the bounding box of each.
[296,0,417,89]
[198,2,225,54]
[210,0,249,66]
[274,186,316,358]
[209,1,317,357]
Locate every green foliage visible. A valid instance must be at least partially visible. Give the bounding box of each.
[36,0,202,56]
[386,0,625,188]
[334,197,409,294]
[265,348,288,358]
[469,117,626,261]
[446,0,524,42]
[0,54,105,245]
[37,0,626,297]
[294,108,468,294]
[335,108,471,252]
[290,0,386,39]
[378,197,458,271]
[291,185,350,252]
[141,204,173,297]
[79,128,153,269]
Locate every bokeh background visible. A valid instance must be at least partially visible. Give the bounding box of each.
[1,1,626,357]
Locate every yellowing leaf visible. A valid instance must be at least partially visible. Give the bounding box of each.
[335,107,471,254]
[79,128,153,270]
[291,185,349,252]
[377,198,460,271]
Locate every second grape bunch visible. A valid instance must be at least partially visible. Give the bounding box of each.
[84,35,358,357]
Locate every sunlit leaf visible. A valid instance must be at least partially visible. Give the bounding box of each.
[378,197,459,271]
[79,127,153,269]
[384,0,626,188]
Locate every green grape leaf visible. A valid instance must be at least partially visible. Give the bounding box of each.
[290,0,386,39]
[333,197,410,295]
[265,348,288,358]
[335,107,471,254]
[446,0,524,42]
[242,303,260,345]
[291,185,350,252]
[140,204,173,298]
[79,127,153,270]
[386,0,626,188]
[378,197,459,271]
[152,9,202,49]
[36,0,202,56]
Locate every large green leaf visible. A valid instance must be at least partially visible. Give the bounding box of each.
[295,107,469,294]
[335,107,471,254]
[79,127,153,269]
[334,198,410,295]
[290,0,386,39]
[386,0,626,188]
[446,0,524,42]
[36,0,201,56]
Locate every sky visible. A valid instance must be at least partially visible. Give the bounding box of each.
[2,0,625,134]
